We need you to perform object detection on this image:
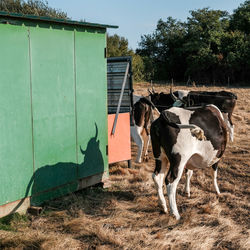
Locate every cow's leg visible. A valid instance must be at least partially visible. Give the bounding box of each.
[228,124,234,142]
[211,163,220,194]
[222,113,234,142]
[184,169,193,197]
[166,155,186,220]
[150,120,168,213]
[136,134,144,163]
[131,125,144,163]
[152,155,169,213]
[228,113,234,142]
[143,134,150,161]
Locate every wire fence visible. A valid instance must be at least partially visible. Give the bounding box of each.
[149,77,248,88]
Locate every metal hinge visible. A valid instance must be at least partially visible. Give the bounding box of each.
[104,48,107,58]
[106,145,108,155]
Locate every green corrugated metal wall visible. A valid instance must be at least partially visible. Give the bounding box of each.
[0,24,34,205]
[0,21,108,206]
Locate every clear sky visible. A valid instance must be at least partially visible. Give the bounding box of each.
[46,0,245,50]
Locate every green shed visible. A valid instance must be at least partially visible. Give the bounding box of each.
[0,12,117,217]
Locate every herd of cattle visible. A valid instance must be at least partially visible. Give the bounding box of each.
[130,88,237,220]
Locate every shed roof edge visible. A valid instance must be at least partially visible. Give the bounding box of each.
[0,11,118,29]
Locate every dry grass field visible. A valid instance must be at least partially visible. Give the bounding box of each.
[0,83,249,249]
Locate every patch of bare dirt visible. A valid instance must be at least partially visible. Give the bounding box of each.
[0,83,249,249]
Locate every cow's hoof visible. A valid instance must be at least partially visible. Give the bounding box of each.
[173,214,181,220]
[159,210,168,215]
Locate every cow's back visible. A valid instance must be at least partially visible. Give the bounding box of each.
[187,91,237,114]
[151,106,227,161]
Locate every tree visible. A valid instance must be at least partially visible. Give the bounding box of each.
[136,33,158,80]
[107,34,133,57]
[185,7,249,84]
[137,3,249,85]
[107,34,145,82]
[132,54,145,82]
[230,0,250,34]
[220,30,250,83]
[0,0,68,19]
[137,17,186,81]
[184,8,230,83]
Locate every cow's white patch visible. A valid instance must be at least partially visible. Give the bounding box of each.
[222,112,234,142]
[152,151,168,213]
[172,128,218,168]
[133,94,143,104]
[131,125,144,163]
[185,170,193,197]
[167,155,188,220]
[177,90,189,99]
[211,168,220,194]
[167,107,194,124]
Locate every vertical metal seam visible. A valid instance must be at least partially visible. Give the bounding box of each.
[104,34,109,164]
[28,28,35,174]
[73,30,79,167]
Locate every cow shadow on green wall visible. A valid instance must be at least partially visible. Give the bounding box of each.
[77,123,104,180]
[10,123,105,213]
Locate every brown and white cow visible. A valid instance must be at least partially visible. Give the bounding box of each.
[150,104,227,219]
[131,97,160,163]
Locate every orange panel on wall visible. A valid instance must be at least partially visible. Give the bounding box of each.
[108,113,131,164]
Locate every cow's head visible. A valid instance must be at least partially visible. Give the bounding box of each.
[169,87,189,108]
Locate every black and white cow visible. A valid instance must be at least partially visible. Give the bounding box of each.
[131,97,160,163]
[149,89,237,142]
[150,104,227,219]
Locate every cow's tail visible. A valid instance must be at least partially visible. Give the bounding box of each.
[160,112,206,140]
[169,123,206,141]
[175,124,207,140]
